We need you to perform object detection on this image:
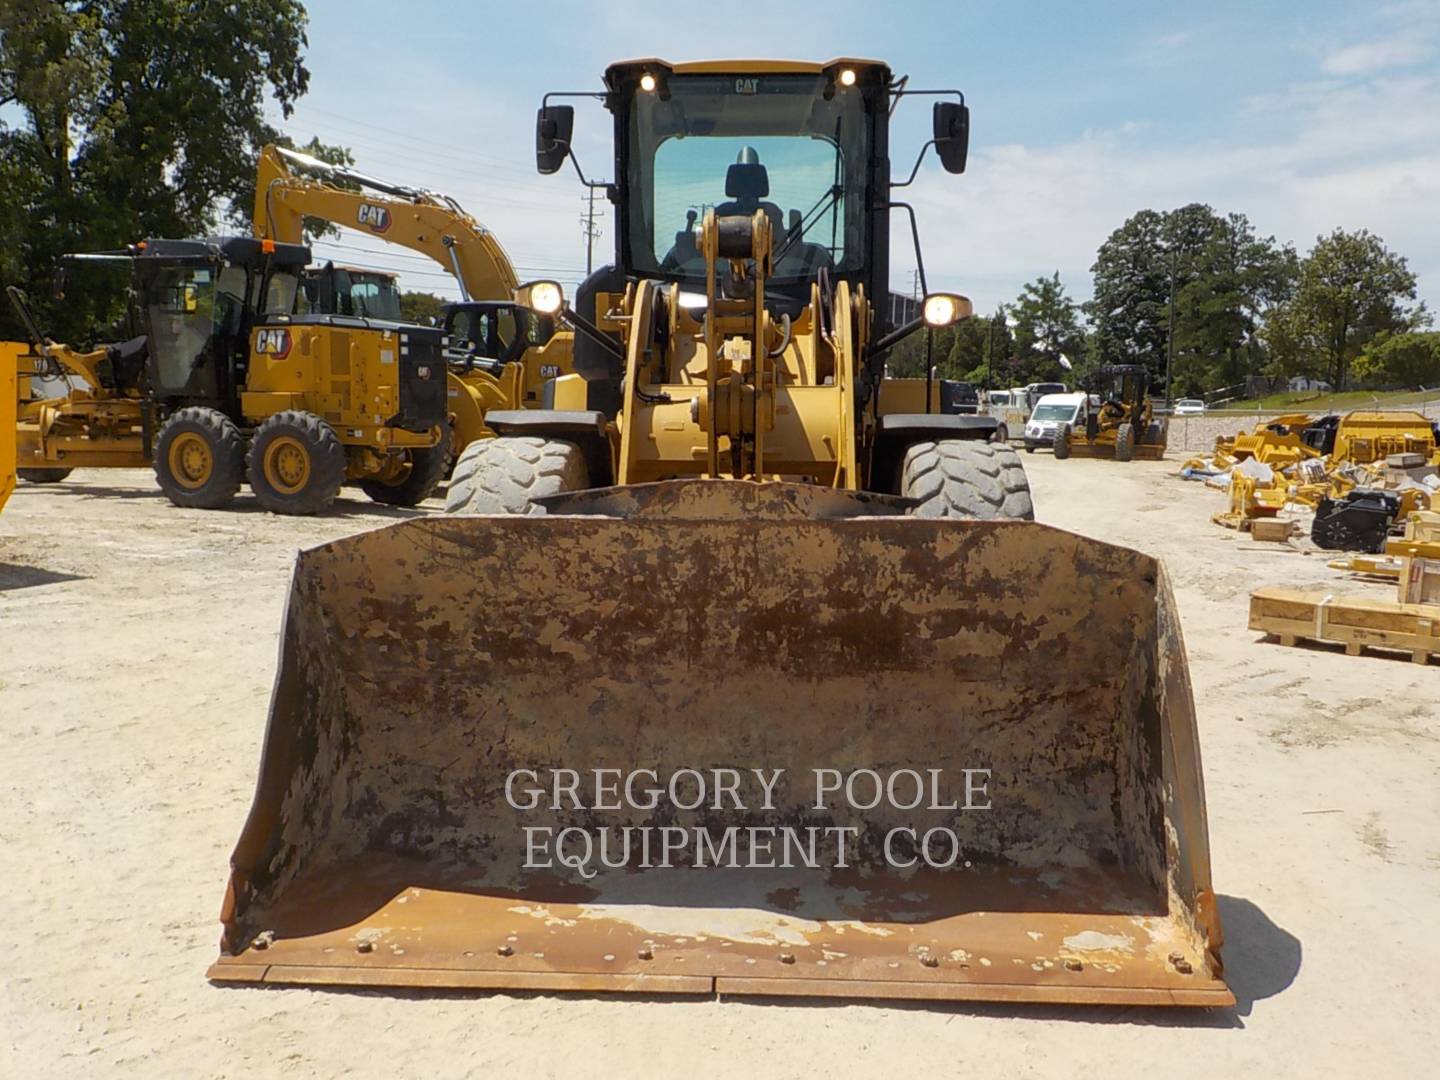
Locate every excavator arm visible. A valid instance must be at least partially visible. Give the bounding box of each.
[253,144,520,302]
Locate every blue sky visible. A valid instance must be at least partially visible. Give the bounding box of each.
[277,0,1440,313]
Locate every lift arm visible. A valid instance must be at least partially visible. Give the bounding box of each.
[253,144,520,302]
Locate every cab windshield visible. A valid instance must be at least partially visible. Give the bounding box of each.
[626,73,869,283]
[1032,403,1078,423]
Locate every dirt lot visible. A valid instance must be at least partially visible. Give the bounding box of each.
[2,457,1436,1079]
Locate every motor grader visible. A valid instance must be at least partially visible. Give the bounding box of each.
[1053,363,1167,461]
[211,59,1230,1008]
[7,236,448,513]
[254,144,573,458]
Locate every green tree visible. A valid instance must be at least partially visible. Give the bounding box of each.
[1352,331,1440,389]
[400,291,448,325]
[1263,229,1425,390]
[1010,272,1085,384]
[0,0,321,341]
[1089,204,1294,395]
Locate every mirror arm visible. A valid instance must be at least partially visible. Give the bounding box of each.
[866,315,925,363]
[891,140,935,189]
[558,306,625,362]
[882,201,927,296]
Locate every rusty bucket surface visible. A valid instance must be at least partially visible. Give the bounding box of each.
[210,481,1230,1006]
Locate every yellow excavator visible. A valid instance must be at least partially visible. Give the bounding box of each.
[211,59,1229,1008]
[253,144,572,455]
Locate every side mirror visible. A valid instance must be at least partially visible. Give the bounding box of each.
[933,102,970,174]
[536,105,575,175]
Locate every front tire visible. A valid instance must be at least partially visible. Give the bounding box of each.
[17,468,74,483]
[1114,422,1135,462]
[1053,423,1071,459]
[153,406,245,509]
[445,436,588,515]
[246,410,346,516]
[900,439,1034,520]
[359,425,452,507]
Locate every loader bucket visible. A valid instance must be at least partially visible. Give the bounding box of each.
[210,480,1230,1007]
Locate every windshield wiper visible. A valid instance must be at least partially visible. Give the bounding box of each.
[772,183,842,267]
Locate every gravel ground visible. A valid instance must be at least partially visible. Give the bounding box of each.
[1,458,1436,1079]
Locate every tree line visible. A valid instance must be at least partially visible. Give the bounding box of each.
[890,206,1434,396]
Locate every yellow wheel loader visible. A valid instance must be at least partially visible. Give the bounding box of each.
[254,144,573,458]
[211,59,1230,1007]
[7,236,448,514]
[1053,364,1167,461]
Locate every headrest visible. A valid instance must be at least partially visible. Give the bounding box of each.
[725,162,769,199]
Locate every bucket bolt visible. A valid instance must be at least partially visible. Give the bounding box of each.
[251,930,275,951]
[356,941,374,954]
[1168,951,1193,975]
[497,944,514,957]
[1064,958,1083,972]
[779,952,796,965]
[920,954,939,968]
[637,945,654,961]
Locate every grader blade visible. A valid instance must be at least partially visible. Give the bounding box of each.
[210,480,1230,1006]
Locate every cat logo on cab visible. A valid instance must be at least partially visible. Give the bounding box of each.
[255,328,292,358]
[357,203,391,233]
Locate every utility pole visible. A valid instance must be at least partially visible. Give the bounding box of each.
[1165,251,1176,407]
[580,189,602,275]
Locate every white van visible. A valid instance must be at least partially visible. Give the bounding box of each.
[1024,392,1088,452]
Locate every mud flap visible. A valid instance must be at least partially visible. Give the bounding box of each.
[210,480,1230,1006]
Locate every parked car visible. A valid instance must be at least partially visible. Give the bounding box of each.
[1024,392,1088,452]
[1174,398,1207,416]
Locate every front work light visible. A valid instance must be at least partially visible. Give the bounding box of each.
[922,292,972,328]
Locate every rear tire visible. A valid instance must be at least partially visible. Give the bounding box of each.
[17,467,74,483]
[900,439,1034,520]
[445,435,587,515]
[246,410,346,516]
[359,425,452,507]
[153,406,245,509]
[1115,422,1135,462]
[1053,424,1071,459]
[991,424,1008,444]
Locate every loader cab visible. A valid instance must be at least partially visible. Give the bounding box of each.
[442,301,554,371]
[131,237,311,410]
[599,61,888,320]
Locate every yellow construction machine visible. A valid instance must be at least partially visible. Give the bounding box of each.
[211,59,1230,1007]
[1053,364,1167,461]
[254,144,572,455]
[7,237,448,513]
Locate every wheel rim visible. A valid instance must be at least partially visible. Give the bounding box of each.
[264,436,311,495]
[371,454,411,487]
[167,432,213,489]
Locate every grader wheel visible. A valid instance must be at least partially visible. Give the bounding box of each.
[1053,423,1072,459]
[246,410,345,516]
[1115,422,1135,462]
[359,425,453,508]
[153,406,245,510]
[17,468,75,483]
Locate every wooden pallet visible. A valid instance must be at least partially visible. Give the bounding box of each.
[1249,587,1440,665]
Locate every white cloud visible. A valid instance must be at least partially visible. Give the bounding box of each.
[1322,36,1434,75]
[902,68,1440,315]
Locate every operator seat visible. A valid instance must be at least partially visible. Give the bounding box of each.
[714,147,784,241]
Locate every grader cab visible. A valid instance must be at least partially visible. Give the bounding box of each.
[211,59,1229,1007]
